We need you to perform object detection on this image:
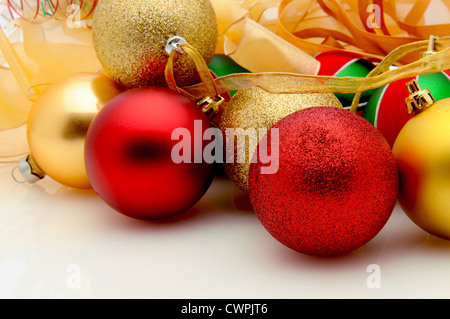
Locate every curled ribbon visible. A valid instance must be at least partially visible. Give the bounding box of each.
[211,0,450,70]
[6,0,97,23]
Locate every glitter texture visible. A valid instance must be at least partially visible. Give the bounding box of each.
[248,107,399,257]
[92,0,218,89]
[218,87,342,192]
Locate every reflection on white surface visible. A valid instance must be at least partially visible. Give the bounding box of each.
[1,162,450,299]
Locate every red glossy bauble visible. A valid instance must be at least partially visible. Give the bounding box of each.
[85,87,215,220]
[248,107,398,257]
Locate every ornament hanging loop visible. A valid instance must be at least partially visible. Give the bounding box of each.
[165,36,188,56]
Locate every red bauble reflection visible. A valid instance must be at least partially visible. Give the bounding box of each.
[248,107,398,257]
[85,87,215,220]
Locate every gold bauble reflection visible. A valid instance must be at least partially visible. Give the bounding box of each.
[92,0,218,89]
[393,97,450,240]
[219,87,343,192]
[27,73,125,189]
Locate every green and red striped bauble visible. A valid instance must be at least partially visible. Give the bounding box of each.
[363,71,450,148]
[316,50,376,111]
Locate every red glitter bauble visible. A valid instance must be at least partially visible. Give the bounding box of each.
[85,87,215,220]
[248,107,398,257]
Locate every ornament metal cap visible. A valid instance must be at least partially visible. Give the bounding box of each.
[405,80,435,115]
[12,155,45,184]
[165,36,188,56]
[197,95,225,126]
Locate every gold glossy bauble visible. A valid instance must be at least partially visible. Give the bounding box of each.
[92,0,218,89]
[393,97,450,240]
[27,73,125,189]
[218,87,343,192]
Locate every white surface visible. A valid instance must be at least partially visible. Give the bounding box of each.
[1,162,450,299]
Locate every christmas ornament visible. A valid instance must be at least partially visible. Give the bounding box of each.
[20,73,125,189]
[248,107,398,257]
[219,87,342,192]
[92,0,218,89]
[393,81,450,240]
[363,71,450,148]
[84,87,215,220]
[316,50,376,109]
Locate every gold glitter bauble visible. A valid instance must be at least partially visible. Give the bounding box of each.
[92,0,218,89]
[219,87,343,192]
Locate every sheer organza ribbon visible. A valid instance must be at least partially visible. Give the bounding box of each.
[165,37,450,111]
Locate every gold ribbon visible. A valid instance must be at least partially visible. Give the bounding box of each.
[166,43,226,102]
[166,36,450,106]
